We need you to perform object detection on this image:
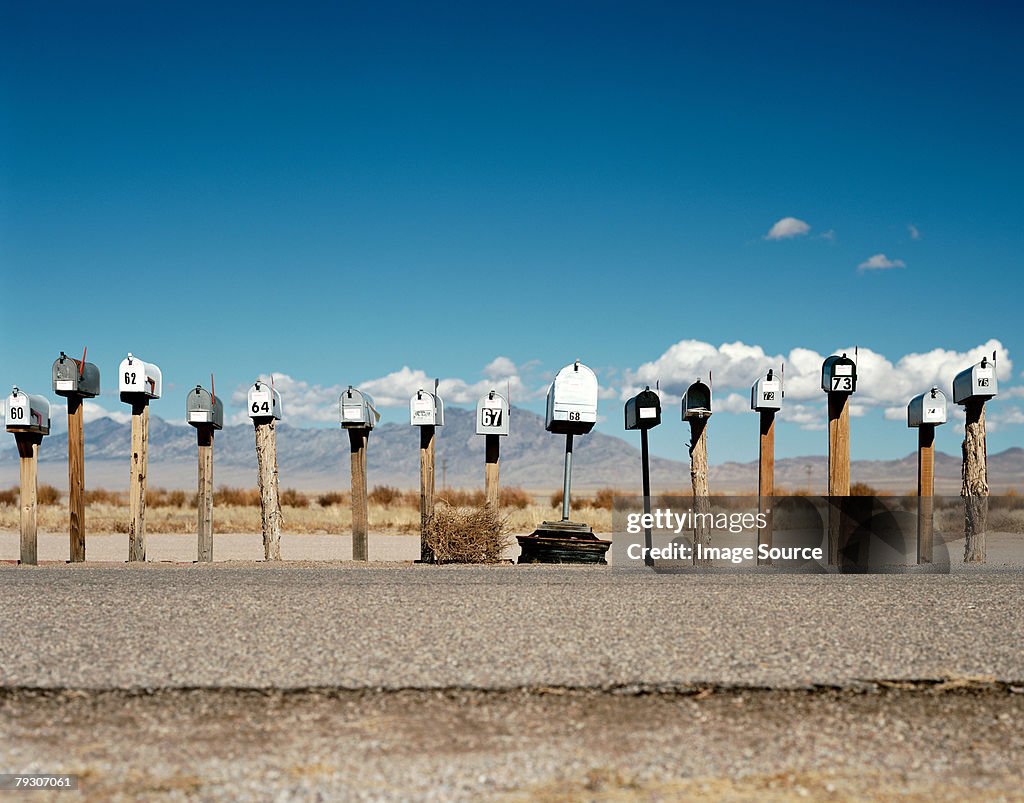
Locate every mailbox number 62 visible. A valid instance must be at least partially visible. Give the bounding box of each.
[831,376,853,392]
[124,371,136,385]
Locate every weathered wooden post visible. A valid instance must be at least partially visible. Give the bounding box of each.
[821,353,857,566]
[340,386,378,562]
[751,368,783,564]
[625,386,662,566]
[411,383,444,562]
[248,380,283,560]
[518,361,610,564]
[908,387,948,564]
[476,389,510,510]
[118,352,162,562]
[683,378,713,566]
[186,383,224,563]
[954,353,998,563]
[52,349,101,562]
[5,387,51,566]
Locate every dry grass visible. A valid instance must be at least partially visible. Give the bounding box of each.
[423,502,511,563]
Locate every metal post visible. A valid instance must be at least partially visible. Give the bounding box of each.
[640,427,653,566]
[561,433,574,522]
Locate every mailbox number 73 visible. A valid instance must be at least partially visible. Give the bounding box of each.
[831,376,853,392]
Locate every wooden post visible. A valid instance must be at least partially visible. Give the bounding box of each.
[349,428,369,561]
[196,426,214,562]
[485,434,500,510]
[827,392,850,566]
[16,434,42,566]
[689,417,710,566]
[67,396,86,562]
[255,419,282,560]
[917,424,935,564]
[962,399,988,562]
[128,399,149,562]
[419,425,436,563]
[757,409,775,564]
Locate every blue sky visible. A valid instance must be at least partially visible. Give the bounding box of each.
[2,0,1023,464]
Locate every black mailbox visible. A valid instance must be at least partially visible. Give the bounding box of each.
[625,387,661,430]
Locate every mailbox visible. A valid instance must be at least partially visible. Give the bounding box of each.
[339,386,378,430]
[624,387,661,430]
[545,361,599,434]
[52,352,100,398]
[908,387,948,428]
[750,369,783,412]
[410,389,444,427]
[953,356,998,405]
[682,379,712,420]
[821,353,857,394]
[5,387,50,436]
[248,381,283,421]
[476,390,510,436]
[118,353,162,401]
[186,386,224,430]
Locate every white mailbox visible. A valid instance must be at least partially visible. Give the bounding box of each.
[410,389,444,427]
[908,387,948,428]
[339,386,378,430]
[821,354,857,394]
[248,381,283,421]
[545,361,598,435]
[476,390,510,436]
[953,356,998,405]
[52,352,101,398]
[5,387,51,436]
[186,386,224,430]
[118,353,162,401]
[750,369,783,412]
[682,379,712,420]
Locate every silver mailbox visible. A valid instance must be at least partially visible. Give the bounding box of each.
[625,387,661,430]
[545,361,598,435]
[5,387,51,436]
[248,381,283,421]
[476,390,510,436]
[908,387,948,428]
[682,379,712,420]
[953,356,998,405]
[410,389,444,427]
[52,352,100,398]
[821,353,857,394]
[186,385,224,430]
[339,386,378,430]
[118,353,162,401]
[750,369,782,412]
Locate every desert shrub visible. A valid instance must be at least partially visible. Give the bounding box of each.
[850,482,879,497]
[317,491,348,507]
[86,488,125,505]
[149,488,187,508]
[443,488,485,507]
[499,486,531,509]
[38,485,62,505]
[424,503,510,564]
[368,485,403,506]
[218,487,261,506]
[0,487,18,506]
[550,489,563,509]
[591,487,620,510]
[280,488,309,508]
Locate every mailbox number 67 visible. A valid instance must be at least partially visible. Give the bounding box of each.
[831,376,853,392]
[481,408,502,427]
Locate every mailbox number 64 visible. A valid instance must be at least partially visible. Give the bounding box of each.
[251,401,270,414]
[831,376,853,392]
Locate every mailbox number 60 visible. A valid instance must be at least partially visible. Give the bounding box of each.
[831,376,852,392]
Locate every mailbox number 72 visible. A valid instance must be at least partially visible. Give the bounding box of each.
[831,376,853,392]
[481,408,502,427]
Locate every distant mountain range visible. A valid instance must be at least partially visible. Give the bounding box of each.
[2,406,1022,495]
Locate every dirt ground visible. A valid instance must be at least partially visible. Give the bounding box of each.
[2,686,1023,801]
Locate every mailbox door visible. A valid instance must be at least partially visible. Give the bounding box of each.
[410,394,436,426]
[249,386,274,419]
[829,363,855,393]
[477,395,509,435]
[120,359,147,395]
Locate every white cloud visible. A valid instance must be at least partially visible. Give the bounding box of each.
[764,217,811,240]
[858,253,906,271]
[908,224,921,240]
[819,229,836,242]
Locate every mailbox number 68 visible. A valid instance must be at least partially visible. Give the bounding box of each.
[831,376,853,392]
[567,411,581,420]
